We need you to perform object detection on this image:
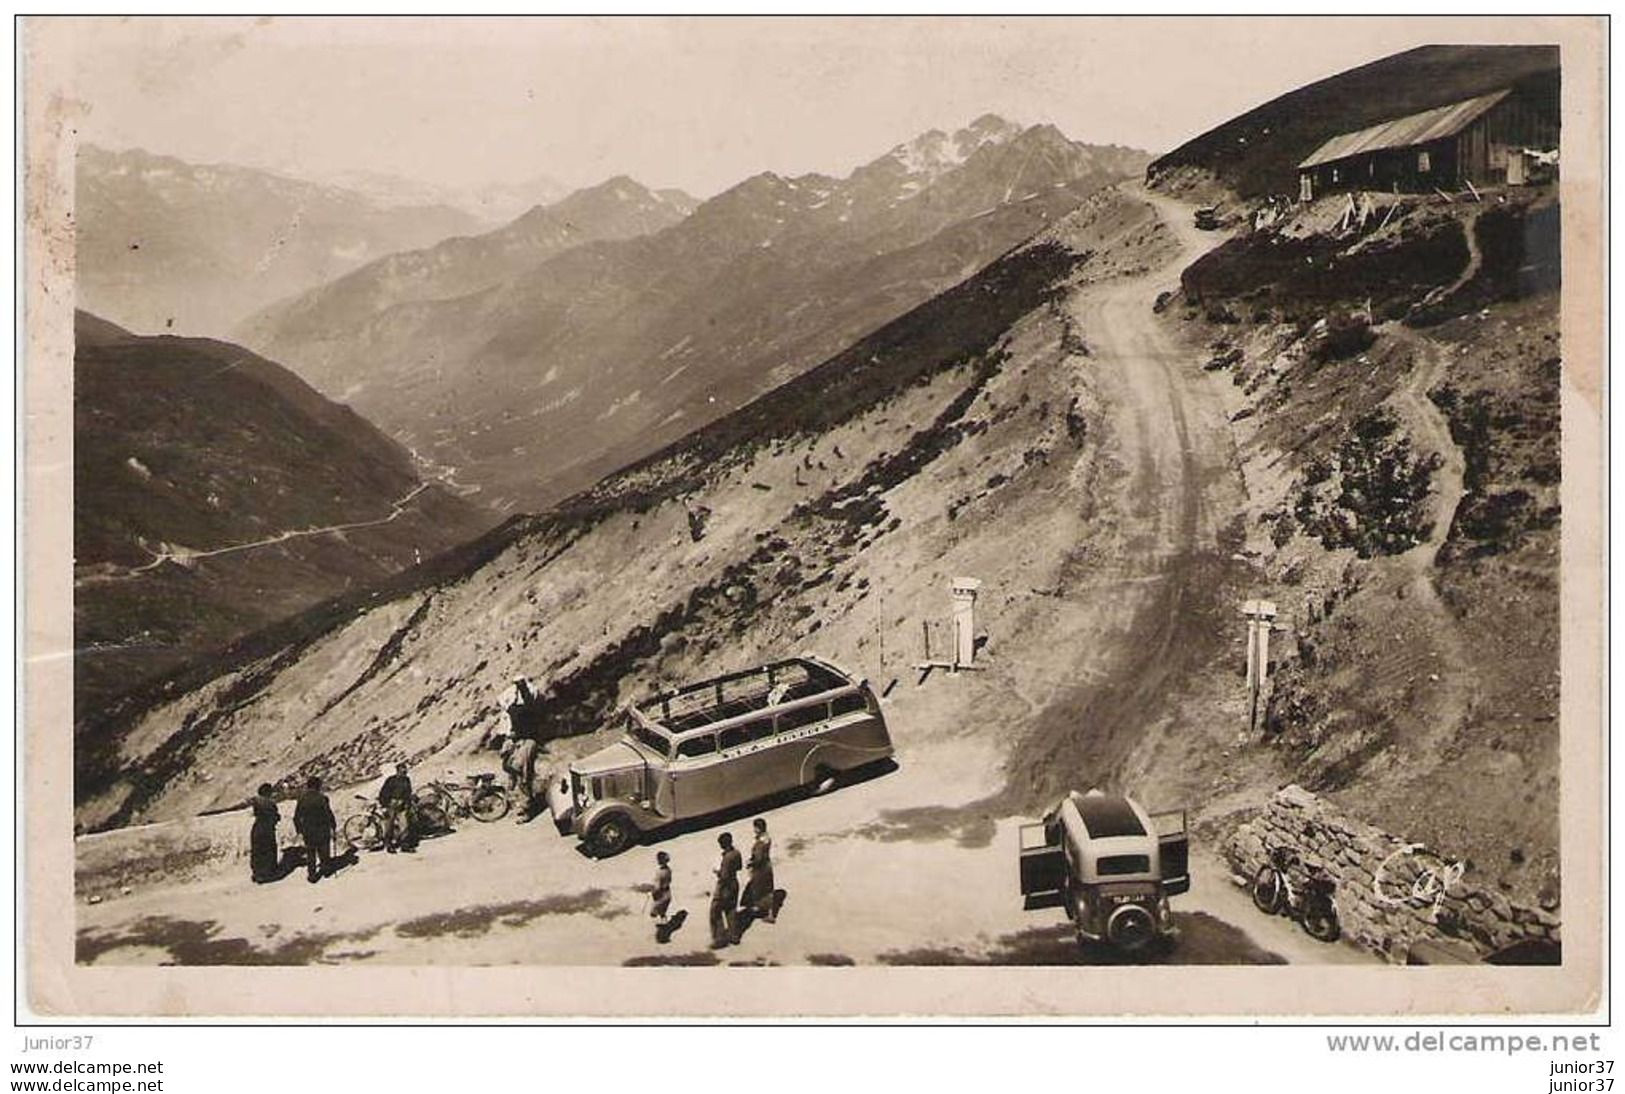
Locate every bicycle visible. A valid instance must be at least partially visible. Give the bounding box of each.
[417,771,512,823]
[1251,845,1341,942]
[341,792,451,851]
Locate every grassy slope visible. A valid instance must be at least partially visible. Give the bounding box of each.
[74,314,494,726]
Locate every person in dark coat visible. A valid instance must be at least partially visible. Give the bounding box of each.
[502,676,546,822]
[293,776,338,883]
[249,783,280,883]
[741,817,776,923]
[378,763,415,853]
[709,832,743,948]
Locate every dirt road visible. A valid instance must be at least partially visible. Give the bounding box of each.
[78,187,1380,971]
[75,483,434,586]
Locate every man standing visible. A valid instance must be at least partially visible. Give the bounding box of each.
[378,762,415,854]
[710,832,743,949]
[293,775,338,884]
[502,676,545,822]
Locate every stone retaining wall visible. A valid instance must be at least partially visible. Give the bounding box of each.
[75,808,298,901]
[1223,785,1560,964]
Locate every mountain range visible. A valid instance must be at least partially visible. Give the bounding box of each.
[75,145,487,337]
[316,167,576,225]
[238,115,1150,511]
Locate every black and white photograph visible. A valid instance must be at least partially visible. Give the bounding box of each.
[18,14,1605,1020]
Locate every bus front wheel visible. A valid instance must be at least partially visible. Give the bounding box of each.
[587,813,636,857]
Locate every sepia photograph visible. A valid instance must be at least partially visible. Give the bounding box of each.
[18,14,1606,1019]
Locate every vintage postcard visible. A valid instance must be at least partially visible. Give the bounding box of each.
[20,15,1606,1017]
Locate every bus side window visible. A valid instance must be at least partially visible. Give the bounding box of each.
[776,704,828,734]
[829,692,867,717]
[720,719,772,750]
[676,735,716,759]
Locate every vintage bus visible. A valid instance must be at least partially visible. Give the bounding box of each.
[546,655,895,856]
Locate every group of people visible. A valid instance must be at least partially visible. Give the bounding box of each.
[649,817,782,948]
[247,762,423,885]
[249,775,344,885]
[246,670,545,889]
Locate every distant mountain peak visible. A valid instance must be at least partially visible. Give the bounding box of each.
[966,112,1020,135]
[884,114,1024,180]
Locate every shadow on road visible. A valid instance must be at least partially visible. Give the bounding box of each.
[876,911,1288,966]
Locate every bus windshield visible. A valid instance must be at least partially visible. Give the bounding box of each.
[627,718,672,758]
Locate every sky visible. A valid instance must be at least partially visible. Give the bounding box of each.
[36,15,1569,200]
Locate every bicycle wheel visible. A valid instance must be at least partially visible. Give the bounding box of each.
[1303,907,1342,943]
[342,812,383,851]
[1251,865,1285,914]
[418,787,460,818]
[414,801,452,835]
[470,787,512,822]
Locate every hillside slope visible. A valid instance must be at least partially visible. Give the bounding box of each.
[1147,45,1558,199]
[238,117,1151,512]
[73,313,493,735]
[76,145,484,338]
[74,185,1183,833]
[239,177,697,354]
[1144,183,1562,910]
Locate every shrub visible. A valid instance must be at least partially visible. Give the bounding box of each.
[1308,312,1377,364]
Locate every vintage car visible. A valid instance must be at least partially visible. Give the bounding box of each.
[1018,789,1190,951]
[547,655,894,856]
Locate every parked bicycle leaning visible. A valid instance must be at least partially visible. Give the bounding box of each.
[343,789,450,853]
[1251,845,1341,942]
[417,770,512,824]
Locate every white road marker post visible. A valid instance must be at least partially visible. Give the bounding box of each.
[951,577,982,673]
[915,577,987,678]
[1241,599,1279,734]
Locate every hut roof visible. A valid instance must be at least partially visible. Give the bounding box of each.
[1299,88,1512,170]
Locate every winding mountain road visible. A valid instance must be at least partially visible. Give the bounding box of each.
[75,483,434,587]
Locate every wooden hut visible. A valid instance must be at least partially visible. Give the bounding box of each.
[1298,83,1559,201]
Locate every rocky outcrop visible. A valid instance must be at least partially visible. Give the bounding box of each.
[1223,785,1560,963]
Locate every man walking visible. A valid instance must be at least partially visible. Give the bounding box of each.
[293,775,338,883]
[379,762,415,853]
[710,832,743,948]
[650,851,675,941]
